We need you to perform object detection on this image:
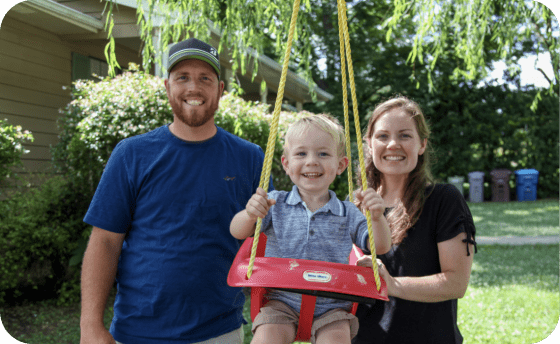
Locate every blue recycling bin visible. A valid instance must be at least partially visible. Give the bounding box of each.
[514,169,539,201]
[468,171,485,203]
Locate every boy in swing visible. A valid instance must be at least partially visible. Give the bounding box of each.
[230,114,392,344]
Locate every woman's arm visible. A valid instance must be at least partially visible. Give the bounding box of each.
[358,232,474,302]
[387,232,473,302]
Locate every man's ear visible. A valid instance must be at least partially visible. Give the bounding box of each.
[218,80,225,97]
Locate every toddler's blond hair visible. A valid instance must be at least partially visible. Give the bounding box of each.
[283,114,346,157]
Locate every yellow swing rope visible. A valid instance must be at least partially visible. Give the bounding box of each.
[336,0,380,290]
[247,0,381,292]
[246,0,301,279]
[337,2,353,203]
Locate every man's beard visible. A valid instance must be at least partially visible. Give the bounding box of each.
[175,107,215,127]
[169,95,218,128]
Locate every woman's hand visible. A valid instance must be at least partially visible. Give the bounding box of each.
[356,255,395,295]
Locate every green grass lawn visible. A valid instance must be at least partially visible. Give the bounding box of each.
[468,199,559,237]
[1,200,559,344]
[459,244,559,344]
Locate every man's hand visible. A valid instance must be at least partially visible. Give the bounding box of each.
[80,324,116,344]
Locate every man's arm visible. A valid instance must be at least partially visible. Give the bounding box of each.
[80,226,125,344]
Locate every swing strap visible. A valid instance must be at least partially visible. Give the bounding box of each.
[295,294,317,341]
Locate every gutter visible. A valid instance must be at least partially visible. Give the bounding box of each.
[24,0,104,33]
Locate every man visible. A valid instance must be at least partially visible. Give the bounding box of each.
[80,38,269,344]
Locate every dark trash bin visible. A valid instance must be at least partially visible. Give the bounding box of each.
[468,171,485,203]
[490,169,512,202]
[514,169,539,201]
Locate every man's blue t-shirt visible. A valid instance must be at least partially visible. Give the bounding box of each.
[84,125,267,344]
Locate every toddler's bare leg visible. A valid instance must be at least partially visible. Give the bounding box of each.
[251,323,296,344]
[314,319,351,344]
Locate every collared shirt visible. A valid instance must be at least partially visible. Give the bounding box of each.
[261,185,370,316]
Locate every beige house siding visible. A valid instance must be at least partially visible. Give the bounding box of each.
[0,16,71,183]
[0,2,141,192]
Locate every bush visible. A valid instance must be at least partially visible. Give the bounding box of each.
[53,65,173,196]
[52,64,321,196]
[0,176,90,304]
[0,118,33,192]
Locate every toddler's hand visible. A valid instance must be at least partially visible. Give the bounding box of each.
[358,188,385,220]
[246,187,276,220]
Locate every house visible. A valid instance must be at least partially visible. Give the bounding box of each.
[0,0,333,191]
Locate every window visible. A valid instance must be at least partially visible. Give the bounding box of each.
[72,53,114,81]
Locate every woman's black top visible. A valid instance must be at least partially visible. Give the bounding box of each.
[353,184,477,344]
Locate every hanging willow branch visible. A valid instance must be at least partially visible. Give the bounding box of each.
[385,0,558,103]
[102,0,316,96]
[102,1,558,110]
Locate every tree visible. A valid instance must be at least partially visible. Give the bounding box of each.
[104,0,558,102]
[386,0,559,105]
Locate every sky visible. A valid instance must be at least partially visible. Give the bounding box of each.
[488,53,554,88]
[317,50,556,88]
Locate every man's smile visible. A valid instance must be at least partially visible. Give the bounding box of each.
[185,99,204,106]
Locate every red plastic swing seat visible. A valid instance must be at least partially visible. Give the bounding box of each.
[227,233,388,342]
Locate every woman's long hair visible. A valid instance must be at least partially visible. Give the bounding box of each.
[355,95,434,245]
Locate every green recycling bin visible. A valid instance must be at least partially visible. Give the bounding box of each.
[448,176,465,196]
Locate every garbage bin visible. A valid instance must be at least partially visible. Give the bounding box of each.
[468,171,485,203]
[490,169,512,202]
[448,176,465,196]
[514,169,539,201]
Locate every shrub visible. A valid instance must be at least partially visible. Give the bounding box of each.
[0,176,90,304]
[0,118,33,193]
[52,64,319,196]
[52,65,173,196]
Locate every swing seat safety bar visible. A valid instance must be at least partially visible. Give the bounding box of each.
[227,233,389,311]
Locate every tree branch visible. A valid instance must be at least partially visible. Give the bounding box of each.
[537,67,552,85]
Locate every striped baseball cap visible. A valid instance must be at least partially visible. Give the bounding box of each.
[167,38,220,77]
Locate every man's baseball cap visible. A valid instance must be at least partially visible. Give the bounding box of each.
[167,38,220,77]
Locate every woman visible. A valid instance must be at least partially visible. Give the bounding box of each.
[353,96,477,343]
